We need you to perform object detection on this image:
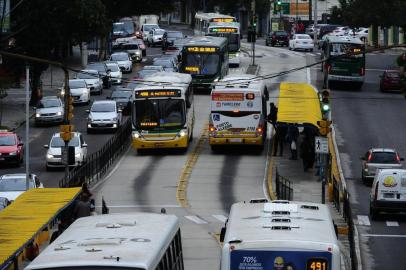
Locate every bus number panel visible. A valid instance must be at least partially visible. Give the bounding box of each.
[135,90,181,98]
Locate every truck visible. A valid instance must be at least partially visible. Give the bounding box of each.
[133,15,160,41]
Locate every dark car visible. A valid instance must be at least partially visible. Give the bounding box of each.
[162,31,185,50]
[0,131,24,167]
[86,62,111,89]
[266,31,289,47]
[107,88,132,115]
[380,70,402,92]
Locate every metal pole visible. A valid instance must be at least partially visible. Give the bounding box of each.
[296,0,298,22]
[63,68,70,185]
[320,154,325,204]
[313,0,318,46]
[25,64,29,190]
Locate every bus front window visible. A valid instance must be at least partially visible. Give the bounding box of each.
[185,54,219,75]
[135,99,185,130]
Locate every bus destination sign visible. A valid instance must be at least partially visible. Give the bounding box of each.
[210,28,237,33]
[136,89,181,98]
[211,18,235,23]
[186,47,218,53]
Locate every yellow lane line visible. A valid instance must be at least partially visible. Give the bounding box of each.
[267,127,277,200]
[176,121,208,208]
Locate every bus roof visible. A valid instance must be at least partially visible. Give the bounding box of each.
[134,72,192,92]
[195,12,236,22]
[0,188,81,269]
[214,74,266,94]
[224,200,338,245]
[184,36,228,48]
[326,35,363,44]
[25,213,180,270]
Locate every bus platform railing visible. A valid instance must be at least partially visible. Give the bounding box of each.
[275,168,293,201]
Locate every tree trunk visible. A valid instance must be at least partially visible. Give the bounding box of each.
[29,66,43,106]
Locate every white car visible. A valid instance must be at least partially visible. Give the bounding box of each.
[105,62,122,85]
[34,96,64,125]
[147,28,166,47]
[109,52,132,73]
[332,26,349,36]
[68,79,90,105]
[44,132,88,170]
[76,69,103,95]
[87,100,122,133]
[0,173,43,202]
[289,34,314,52]
[141,23,160,41]
[143,65,164,72]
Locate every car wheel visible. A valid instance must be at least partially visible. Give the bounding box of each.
[87,128,92,134]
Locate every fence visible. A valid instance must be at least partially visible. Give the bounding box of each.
[275,168,293,201]
[342,190,359,270]
[59,119,132,188]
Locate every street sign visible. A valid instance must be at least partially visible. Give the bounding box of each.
[315,136,328,154]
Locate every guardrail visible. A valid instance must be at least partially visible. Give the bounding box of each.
[275,168,293,201]
[59,118,132,188]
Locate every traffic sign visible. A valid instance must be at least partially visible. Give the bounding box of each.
[315,136,328,154]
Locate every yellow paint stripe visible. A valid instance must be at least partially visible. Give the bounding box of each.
[267,128,277,200]
[176,122,208,208]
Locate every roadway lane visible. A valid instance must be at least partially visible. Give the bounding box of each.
[311,50,406,269]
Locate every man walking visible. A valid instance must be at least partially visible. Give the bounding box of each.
[267,102,278,128]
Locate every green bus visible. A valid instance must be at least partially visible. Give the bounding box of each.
[179,36,229,91]
[321,35,365,89]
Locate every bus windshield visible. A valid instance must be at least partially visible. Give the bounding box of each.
[208,33,239,52]
[330,43,364,58]
[135,99,185,130]
[185,53,219,75]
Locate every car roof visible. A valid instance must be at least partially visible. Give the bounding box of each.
[92,100,116,105]
[105,61,119,66]
[370,148,397,153]
[69,79,87,84]
[384,69,400,73]
[80,69,98,73]
[113,87,132,92]
[41,96,60,100]
[143,65,163,70]
[111,52,128,55]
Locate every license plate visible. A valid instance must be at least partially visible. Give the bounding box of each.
[229,138,242,143]
[155,143,165,147]
[383,193,395,198]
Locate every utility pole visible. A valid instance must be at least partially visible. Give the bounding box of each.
[313,0,318,45]
[309,0,312,23]
[251,0,256,66]
[25,64,29,190]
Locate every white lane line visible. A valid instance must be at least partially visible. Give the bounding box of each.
[386,221,399,227]
[357,215,371,226]
[96,204,181,209]
[212,214,228,223]
[306,67,311,83]
[185,215,208,224]
[362,234,406,238]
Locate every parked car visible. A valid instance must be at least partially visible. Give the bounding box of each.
[87,100,122,133]
[0,130,24,166]
[121,42,143,62]
[152,58,177,72]
[109,52,133,73]
[0,173,43,202]
[162,31,185,50]
[34,96,64,125]
[86,62,112,89]
[147,28,166,47]
[380,70,402,92]
[105,62,123,85]
[266,30,289,47]
[348,28,368,42]
[108,88,132,115]
[76,69,103,95]
[68,79,90,105]
[288,34,314,51]
[44,132,88,170]
[332,26,349,36]
[369,169,406,220]
[361,148,404,183]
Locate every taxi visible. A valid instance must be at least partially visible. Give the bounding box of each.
[0,130,24,166]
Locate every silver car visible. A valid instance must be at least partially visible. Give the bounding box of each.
[68,79,90,105]
[34,96,64,125]
[76,69,103,95]
[361,148,404,183]
[109,52,132,73]
[87,100,122,133]
[121,42,143,62]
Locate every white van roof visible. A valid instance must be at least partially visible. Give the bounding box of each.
[214,74,265,95]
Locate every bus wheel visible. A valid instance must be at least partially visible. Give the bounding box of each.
[189,129,193,142]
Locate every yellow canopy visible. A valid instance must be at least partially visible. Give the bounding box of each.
[277,82,322,127]
[0,188,81,268]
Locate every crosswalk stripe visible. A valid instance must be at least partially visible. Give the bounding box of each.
[357,215,371,226]
[212,215,228,223]
[386,221,399,227]
[185,215,208,224]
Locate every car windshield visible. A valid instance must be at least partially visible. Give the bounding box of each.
[154,29,165,35]
[184,53,219,75]
[77,72,98,79]
[111,54,128,61]
[113,22,134,35]
[275,32,287,36]
[297,35,311,40]
[168,32,183,38]
[0,135,15,146]
[330,43,363,58]
[87,64,105,73]
[0,177,34,191]
[38,99,60,108]
[106,64,120,72]
[144,25,158,32]
[69,80,86,88]
[370,152,399,164]
[112,91,131,99]
[123,44,139,50]
[91,103,115,112]
[144,66,162,71]
[134,99,185,131]
[50,136,80,147]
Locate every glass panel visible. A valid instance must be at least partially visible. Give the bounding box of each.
[91,103,115,112]
[184,53,219,75]
[370,152,398,164]
[0,177,34,191]
[0,135,16,146]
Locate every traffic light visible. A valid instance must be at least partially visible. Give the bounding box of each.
[60,124,74,142]
[252,15,257,28]
[320,89,331,115]
[317,120,332,136]
[68,146,75,165]
[66,96,74,121]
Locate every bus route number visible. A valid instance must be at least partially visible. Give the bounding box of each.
[307,258,328,270]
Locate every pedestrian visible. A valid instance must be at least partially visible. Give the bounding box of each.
[287,124,299,160]
[277,124,288,156]
[49,223,66,243]
[73,194,92,220]
[267,102,278,128]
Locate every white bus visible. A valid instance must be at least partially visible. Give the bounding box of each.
[194,12,237,36]
[207,22,241,67]
[220,200,341,270]
[131,72,194,152]
[25,213,184,270]
[209,74,268,150]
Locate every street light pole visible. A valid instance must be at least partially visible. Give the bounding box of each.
[313,0,318,45]
[25,64,30,190]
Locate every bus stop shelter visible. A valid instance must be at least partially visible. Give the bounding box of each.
[277,82,322,127]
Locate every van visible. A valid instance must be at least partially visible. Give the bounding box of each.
[370,169,406,220]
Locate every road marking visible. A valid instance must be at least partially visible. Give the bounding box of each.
[386,221,399,227]
[185,215,208,224]
[96,204,181,209]
[265,125,276,200]
[212,214,228,223]
[362,234,406,238]
[306,67,311,83]
[357,215,371,226]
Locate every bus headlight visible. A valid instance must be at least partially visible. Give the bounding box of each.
[178,130,187,137]
[132,131,141,139]
[213,77,219,82]
[235,53,240,57]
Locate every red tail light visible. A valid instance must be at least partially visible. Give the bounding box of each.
[396,154,401,162]
[367,153,372,162]
[359,67,365,76]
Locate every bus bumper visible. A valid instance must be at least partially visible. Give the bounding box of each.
[132,135,188,149]
[328,75,364,82]
[209,136,263,145]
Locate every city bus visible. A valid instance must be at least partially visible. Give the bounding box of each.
[209,74,268,151]
[131,72,194,152]
[207,22,241,67]
[179,36,229,91]
[321,35,365,89]
[194,12,237,36]
[25,213,184,270]
[220,200,341,270]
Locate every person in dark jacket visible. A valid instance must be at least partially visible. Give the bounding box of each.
[273,124,287,156]
[73,194,91,219]
[267,102,278,128]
